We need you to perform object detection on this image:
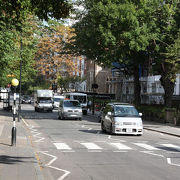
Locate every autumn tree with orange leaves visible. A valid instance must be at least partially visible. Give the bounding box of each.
[35,24,82,85]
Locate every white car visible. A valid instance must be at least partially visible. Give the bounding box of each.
[58,100,82,120]
[101,103,143,135]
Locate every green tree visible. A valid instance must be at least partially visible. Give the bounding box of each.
[0,0,72,30]
[57,75,83,93]
[72,0,158,105]
[151,1,180,107]
[72,0,180,107]
[0,15,40,88]
[0,0,72,88]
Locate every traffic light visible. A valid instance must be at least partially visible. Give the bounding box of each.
[52,83,57,92]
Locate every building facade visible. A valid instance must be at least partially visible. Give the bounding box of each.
[84,59,180,104]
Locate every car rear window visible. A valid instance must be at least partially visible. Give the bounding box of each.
[64,101,81,107]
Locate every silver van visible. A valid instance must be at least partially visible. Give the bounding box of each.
[58,100,82,120]
[101,102,143,135]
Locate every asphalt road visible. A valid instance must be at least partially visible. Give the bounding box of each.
[21,104,180,180]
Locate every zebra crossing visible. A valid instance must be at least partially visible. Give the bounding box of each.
[53,141,180,153]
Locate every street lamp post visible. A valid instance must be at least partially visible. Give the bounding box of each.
[11,78,19,146]
[18,38,23,122]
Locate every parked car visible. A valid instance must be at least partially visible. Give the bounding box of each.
[101,102,143,135]
[21,95,31,104]
[58,100,82,120]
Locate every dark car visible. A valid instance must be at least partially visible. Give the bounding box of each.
[21,96,31,104]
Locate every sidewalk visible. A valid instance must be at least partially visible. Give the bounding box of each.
[88,110,180,137]
[0,103,43,180]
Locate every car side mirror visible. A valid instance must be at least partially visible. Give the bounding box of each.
[107,112,112,116]
[139,113,142,116]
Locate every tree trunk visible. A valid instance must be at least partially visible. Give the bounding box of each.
[133,65,141,105]
[160,75,175,107]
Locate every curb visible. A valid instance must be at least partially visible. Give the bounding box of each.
[21,117,44,180]
[144,127,180,138]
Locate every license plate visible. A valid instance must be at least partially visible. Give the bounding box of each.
[126,128,132,133]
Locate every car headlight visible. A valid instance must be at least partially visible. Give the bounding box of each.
[137,121,142,126]
[114,121,123,126]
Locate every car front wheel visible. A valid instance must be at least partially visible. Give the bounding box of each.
[101,121,106,133]
[109,124,114,135]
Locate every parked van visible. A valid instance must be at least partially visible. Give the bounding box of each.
[64,92,87,115]
[58,100,82,120]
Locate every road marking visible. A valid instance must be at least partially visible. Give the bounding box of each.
[54,143,72,150]
[133,143,160,150]
[141,151,164,157]
[80,143,102,150]
[167,158,180,167]
[88,150,102,152]
[113,151,128,153]
[61,150,75,153]
[21,117,29,127]
[161,144,180,151]
[110,143,132,150]
[40,151,71,180]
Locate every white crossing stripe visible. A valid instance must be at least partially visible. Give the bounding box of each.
[80,143,102,150]
[110,143,132,150]
[161,144,180,151]
[133,143,160,150]
[54,143,72,150]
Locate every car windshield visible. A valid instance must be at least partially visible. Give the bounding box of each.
[54,98,61,102]
[64,101,81,107]
[114,105,139,117]
[38,98,52,103]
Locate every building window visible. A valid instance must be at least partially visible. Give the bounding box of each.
[143,86,147,93]
[152,83,156,93]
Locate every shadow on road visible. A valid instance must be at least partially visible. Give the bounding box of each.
[0,155,35,165]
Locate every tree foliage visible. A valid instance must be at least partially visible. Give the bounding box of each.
[0,15,40,87]
[72,0,180,107]
[57,75,83,93]
[35,24,82,83]
[0,0,72,30]
[0,0,72,89]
